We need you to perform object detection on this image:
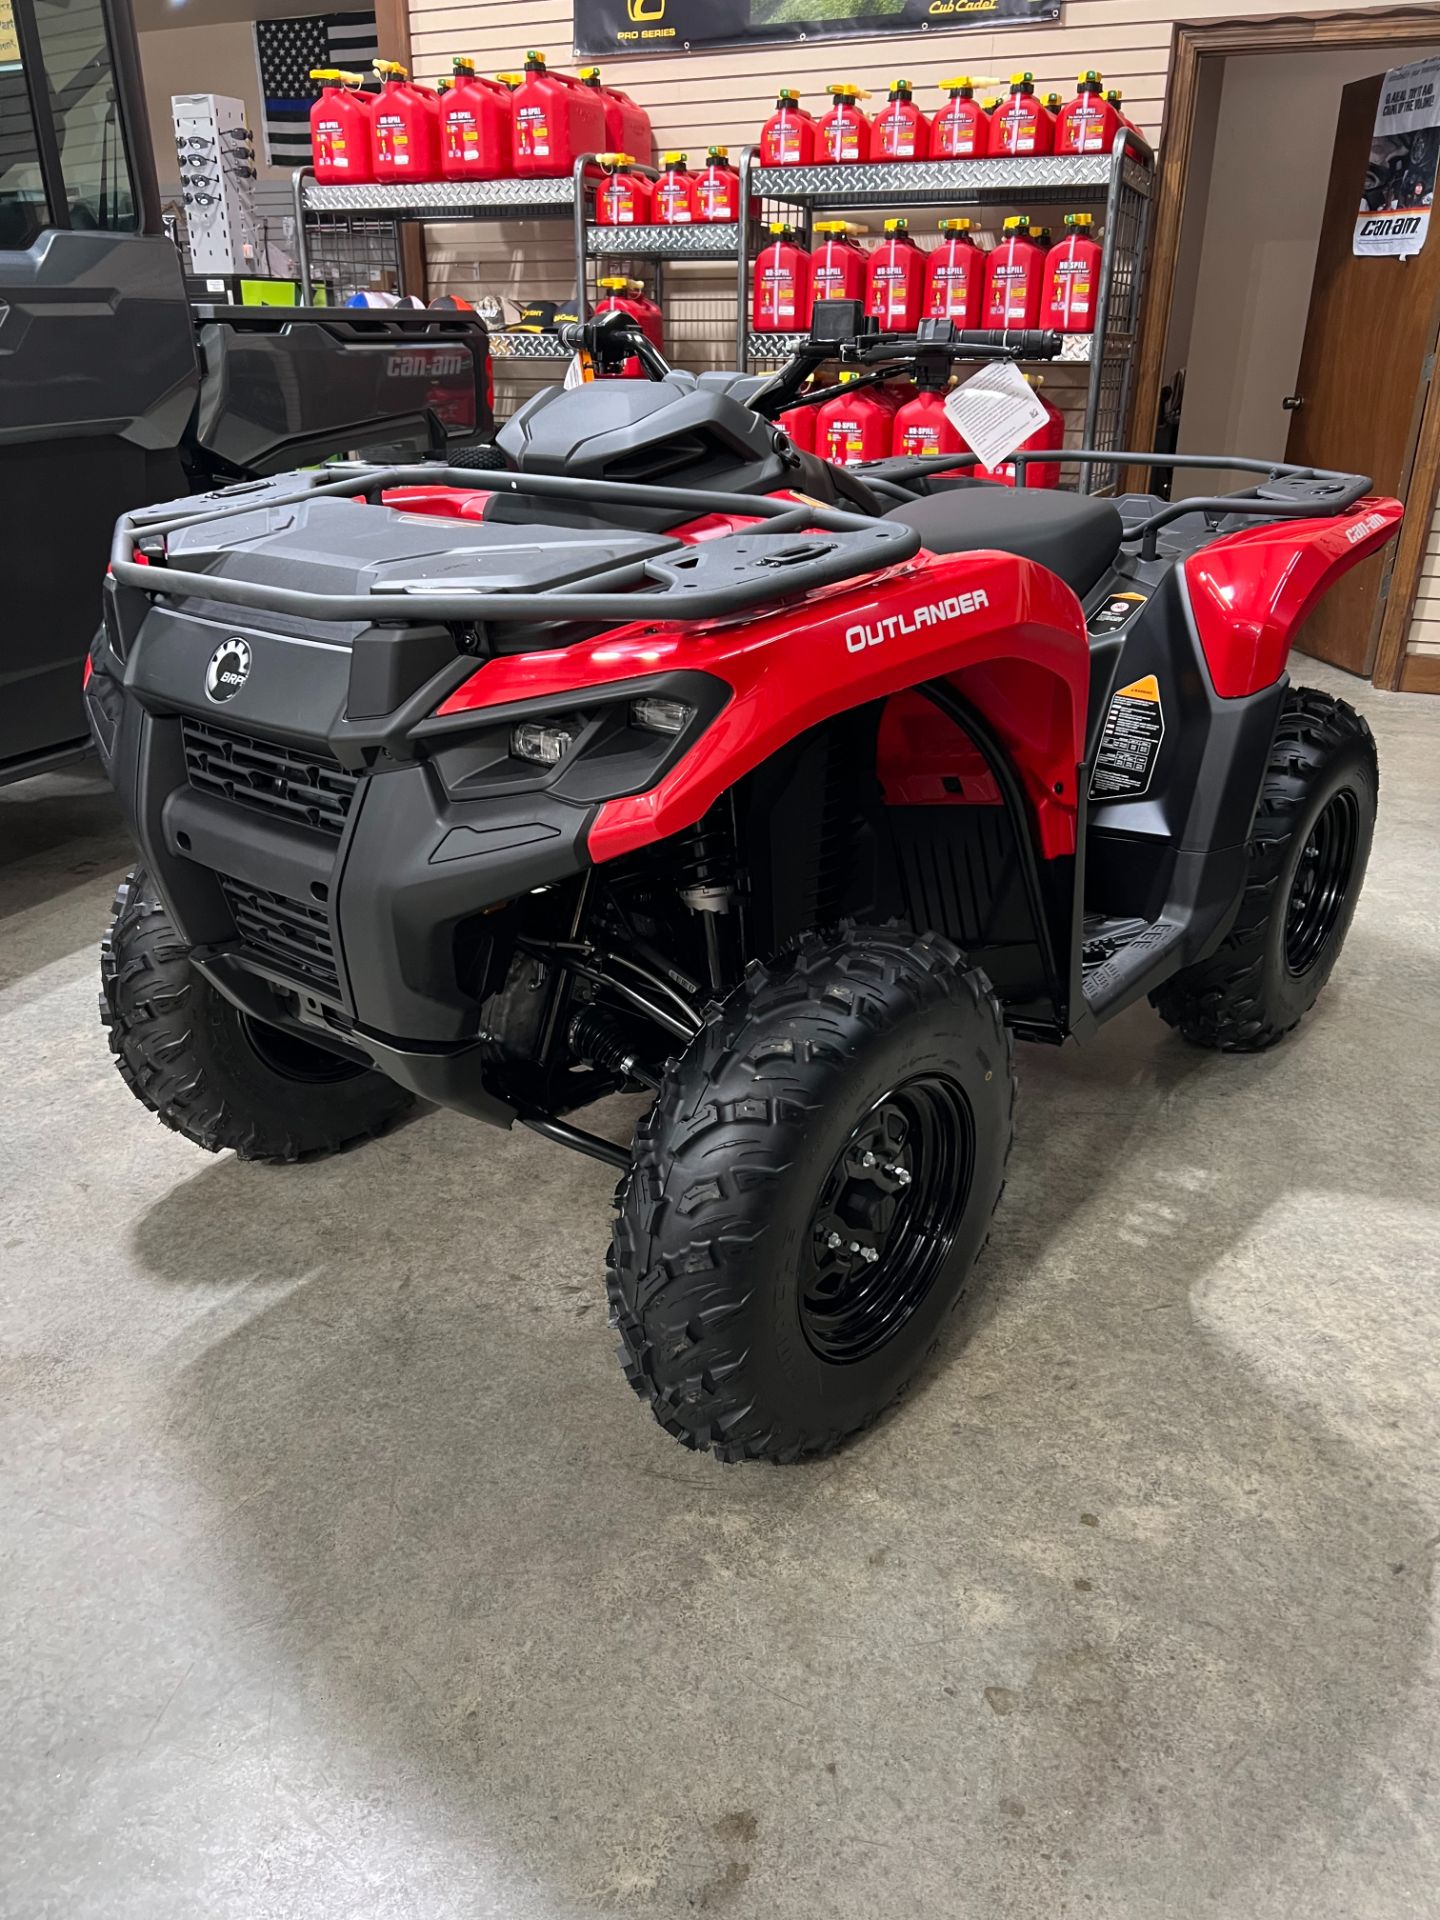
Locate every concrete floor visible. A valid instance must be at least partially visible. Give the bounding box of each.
[2,656,1439,1920]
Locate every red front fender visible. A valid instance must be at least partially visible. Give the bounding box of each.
[436,546,1092,860]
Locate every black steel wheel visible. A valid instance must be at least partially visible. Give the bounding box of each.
[1284,788,1361,976]
[1152,688,1377,1051]
[803,1077,975,1365]
[101,868,412,1162]
[238,1012,369,1085]
[609,926,1015,1464]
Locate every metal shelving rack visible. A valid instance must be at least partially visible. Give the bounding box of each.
[736,140,1154,490]
[291,136,1152,480]
[292,162,593,363]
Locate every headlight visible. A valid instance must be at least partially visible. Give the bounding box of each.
[630,695,695,736]
[511,714,585,765]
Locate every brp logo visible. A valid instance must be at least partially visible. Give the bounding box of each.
[205,637,252,703]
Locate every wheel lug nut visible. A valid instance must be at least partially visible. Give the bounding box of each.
[859,1246,879,1264]
[826,1230,843,1249]
[894,1166,912,1187]
[861,1151,877,1167]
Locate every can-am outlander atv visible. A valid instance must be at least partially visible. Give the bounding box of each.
[87,308,1400,1463]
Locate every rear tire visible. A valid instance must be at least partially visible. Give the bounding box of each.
[100,869,412,1162]
[608,927,1015,1463]
[1151,688,1377,1051]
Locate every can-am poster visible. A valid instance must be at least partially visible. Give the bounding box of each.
[574,0,1058,60]
[1355,56,1440,259]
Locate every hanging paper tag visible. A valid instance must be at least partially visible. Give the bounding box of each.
[945,359,1050,472]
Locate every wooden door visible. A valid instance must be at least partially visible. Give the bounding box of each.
[1286,74,1440,675]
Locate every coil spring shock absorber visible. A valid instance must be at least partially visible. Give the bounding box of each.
[678,808,738,991]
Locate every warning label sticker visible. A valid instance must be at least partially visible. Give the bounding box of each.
[1087,590,1148,638]
[1090,673,1165,798]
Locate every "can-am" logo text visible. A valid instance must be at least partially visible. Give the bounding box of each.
[845,588,989,654]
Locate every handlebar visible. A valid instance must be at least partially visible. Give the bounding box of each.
[553,306,1062,412]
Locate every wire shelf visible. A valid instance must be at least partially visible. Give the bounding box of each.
[751,152,1151,211]
[489,333,574,360]
[746,330,1098,363]
[588,222,740,258]
[301,177,578,219]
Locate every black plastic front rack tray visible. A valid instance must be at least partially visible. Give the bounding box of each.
[109,464,922,626]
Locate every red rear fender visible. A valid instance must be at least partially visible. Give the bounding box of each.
[437,546,1091,861]
[1184,497,1402,698]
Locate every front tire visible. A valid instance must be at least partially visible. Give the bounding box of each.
[1152,688,1377,1051]
[608,927,1015,1463]
[100,869,412,1162]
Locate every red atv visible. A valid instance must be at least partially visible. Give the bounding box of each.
[87,311,1400,1463]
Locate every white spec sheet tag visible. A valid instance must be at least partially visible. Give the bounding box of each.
[944,358,1050,472]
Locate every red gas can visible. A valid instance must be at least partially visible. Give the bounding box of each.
[810,221,867,307]
[696,147,740,222]
[595,275,663,378]
[778,401,817,455]
[578,66,653,164]
[753,224,812,333]
[893,385,966,462]
[759,88,816,166]
[924,217,986,325]
[866,217,926,333]
[309,70,374,184]
[1043,211,1102,331]
[371,62,441,183]
[1057,71,1123,154]
[440,58,512,181]
[818,83,871,163]
[931,76,988,159]
[654,152,696,224]
[984,217,1047,327]
[981,377,1064,488]
[817,373,893,466]
[874,78,930,161]
[512,50,607,177]
[990,71,1055,157]
[594,154,653,226]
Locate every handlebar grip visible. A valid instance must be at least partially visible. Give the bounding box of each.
[953,328,1064,360]
[558,311,640,352]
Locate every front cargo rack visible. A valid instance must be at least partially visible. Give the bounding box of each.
[109,464,922,626]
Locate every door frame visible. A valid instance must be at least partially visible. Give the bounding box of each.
[1129,6,1440,689]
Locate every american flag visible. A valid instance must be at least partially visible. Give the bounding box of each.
[255,11,378,168]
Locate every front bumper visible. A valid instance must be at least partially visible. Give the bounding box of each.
[88,611,719,1116]
[88,618,592,1082]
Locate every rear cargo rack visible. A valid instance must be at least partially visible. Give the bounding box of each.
[872,449,1374,559]
[109,464,920,625]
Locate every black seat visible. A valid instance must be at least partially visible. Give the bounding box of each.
[882,483,1124,599]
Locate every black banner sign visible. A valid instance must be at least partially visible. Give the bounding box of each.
[574,0,1060,60]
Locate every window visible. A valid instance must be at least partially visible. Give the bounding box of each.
[0,0,49,248]
[31,0,135,229]
[0,0,137,244]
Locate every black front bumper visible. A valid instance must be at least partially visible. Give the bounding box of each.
[87,620,595,1126]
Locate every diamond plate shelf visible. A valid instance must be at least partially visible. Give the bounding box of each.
[489,333,572,360]
[751,154,1150,210]
[301,176,578,219]
[587,222,740,258]
[747,331,1096,363]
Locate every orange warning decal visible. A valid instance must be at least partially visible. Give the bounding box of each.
[1117,672,1160,701]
